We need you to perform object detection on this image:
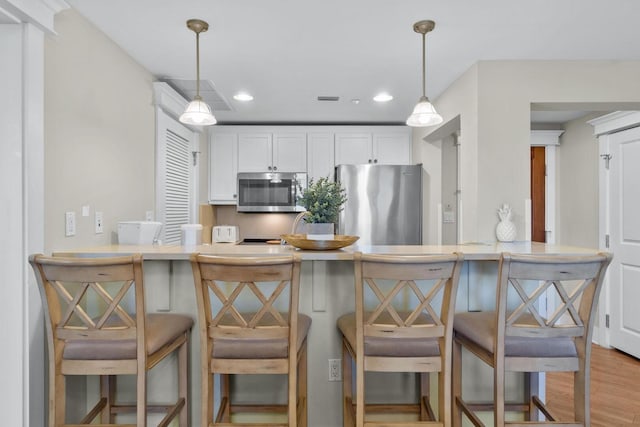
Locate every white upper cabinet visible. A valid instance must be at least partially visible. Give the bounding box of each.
[237,133,273,172]
[238,132,307,172]
[208,126,411,205]
[273,133,307,172]
[335,133,372,165]
[373,133,412,164]
[307,132,335,182]
[209,132,238,204]
[335,129,412,165]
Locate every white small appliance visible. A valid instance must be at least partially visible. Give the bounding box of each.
[212,225,240,243]
[181,224,203,246]
[117,221,162,245]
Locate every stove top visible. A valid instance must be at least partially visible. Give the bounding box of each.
[238,238,281,245]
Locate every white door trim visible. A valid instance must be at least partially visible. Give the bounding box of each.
[588,111,640,348]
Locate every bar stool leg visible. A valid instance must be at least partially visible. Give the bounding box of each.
[452,339,462,427]
[342,339,353,427]
[179,337,189,427]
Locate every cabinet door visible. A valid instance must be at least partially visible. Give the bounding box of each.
[273,133,307,172]
[238,133,273,172]
[209,133,238,203]
[335,133,372,165]
[307,132,335,182]
[373,133,412,165]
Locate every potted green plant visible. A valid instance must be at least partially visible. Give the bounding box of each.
[297,177,347,240]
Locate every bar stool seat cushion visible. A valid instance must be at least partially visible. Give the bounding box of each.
[454,311,578,358]
[63,313,194,360]
[212,314,312,359]
[337,312,441,357]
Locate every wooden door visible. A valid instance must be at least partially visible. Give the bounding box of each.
[530,146,546,242]
[609,126,640,358]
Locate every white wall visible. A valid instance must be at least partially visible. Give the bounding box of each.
[414,64,478,244]
[556,113,601,248]
[428,60,640,242]
[44,8,156,252]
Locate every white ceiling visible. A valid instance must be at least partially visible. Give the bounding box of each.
[67,0,640,124]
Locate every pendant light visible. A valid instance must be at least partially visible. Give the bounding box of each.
[406,20,443,127]
[179,19,217,126]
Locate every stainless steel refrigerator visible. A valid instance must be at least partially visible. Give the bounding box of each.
[336,164,422,245]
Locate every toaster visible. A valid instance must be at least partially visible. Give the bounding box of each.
[212,225,240,243]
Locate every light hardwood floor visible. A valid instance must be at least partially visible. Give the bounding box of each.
[546,344,640,427]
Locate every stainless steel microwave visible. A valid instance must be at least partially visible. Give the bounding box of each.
[237,172,307,212]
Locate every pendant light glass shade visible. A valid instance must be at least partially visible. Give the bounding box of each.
[406,96,443,127]
[180,19,216,126]
[406,20,443,128]
[180,96,217,125]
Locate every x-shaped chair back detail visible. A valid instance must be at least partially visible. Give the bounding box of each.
[192,255,300,343]
[357,253,463,343]
[30,254,145,352]
[496,253,613,346]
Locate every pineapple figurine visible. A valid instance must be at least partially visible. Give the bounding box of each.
[496,204,516,242]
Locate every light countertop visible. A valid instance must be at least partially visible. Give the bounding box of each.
[53,241,601,261]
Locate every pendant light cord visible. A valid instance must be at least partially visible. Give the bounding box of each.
[422,32,426,99]
[195,31,201,98]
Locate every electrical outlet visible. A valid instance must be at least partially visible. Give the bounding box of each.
[95,211,104,234]
[328,358,341,382]
[65,211,76,237]
[145,210,154,221]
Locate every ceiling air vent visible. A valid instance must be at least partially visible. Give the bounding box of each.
[317,96,340,102]
[163,78,233,111]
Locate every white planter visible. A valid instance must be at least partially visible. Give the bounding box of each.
[306,223,334,241]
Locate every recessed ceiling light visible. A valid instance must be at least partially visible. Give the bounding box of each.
[351,99,361,104]
[373,93,393,102]
[233,92,254,101]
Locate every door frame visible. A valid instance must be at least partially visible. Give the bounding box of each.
[530,131,562,244]
[588,111,640,348]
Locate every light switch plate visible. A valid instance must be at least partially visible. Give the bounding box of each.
[65,212,76,237]
[95,211,104,234]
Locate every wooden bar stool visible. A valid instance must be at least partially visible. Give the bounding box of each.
[190,254,310,427]
[338,252,464,427]
[452,252,612,427]
[29,254,193,427]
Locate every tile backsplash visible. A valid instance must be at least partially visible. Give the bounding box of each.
[203,205,298,241]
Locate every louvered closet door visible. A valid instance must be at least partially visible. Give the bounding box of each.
[156,109,198,245]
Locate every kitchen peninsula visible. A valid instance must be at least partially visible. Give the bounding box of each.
[55,242,601,426]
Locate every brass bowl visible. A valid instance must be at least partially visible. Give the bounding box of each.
[281,234,359,250]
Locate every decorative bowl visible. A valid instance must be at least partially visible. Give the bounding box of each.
[280,234,359,250]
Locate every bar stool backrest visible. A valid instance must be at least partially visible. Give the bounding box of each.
[30,254,146,358]
[496,252,612,347]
